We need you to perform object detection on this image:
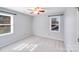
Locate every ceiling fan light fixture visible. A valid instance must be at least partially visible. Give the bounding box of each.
[28,7,45,15]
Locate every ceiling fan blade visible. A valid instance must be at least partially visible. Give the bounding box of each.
[27,9,33,11]
[30,12,33,14]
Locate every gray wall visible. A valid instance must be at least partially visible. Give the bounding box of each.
[64,8,77,52]
[0,8,33,47]
[77,9,79,51]
[33,14,64,41]
[74,8,79,51]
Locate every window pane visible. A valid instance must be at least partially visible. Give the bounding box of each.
[0,15,11,24]
[51,18,59,24]
[51,25,59,31]
[0,25,11,34]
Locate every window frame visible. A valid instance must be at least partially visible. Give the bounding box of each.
[49,16,60,32]
[0,13,13,36]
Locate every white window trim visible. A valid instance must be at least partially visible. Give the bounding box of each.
[0,13,14,36]
[49,16,60,32]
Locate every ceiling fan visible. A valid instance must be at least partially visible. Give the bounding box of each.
[27,7,45,15]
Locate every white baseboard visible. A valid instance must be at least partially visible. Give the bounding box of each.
[33,34,64,41]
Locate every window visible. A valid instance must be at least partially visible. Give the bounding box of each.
[50,16,60,32]
[0,13,13,36]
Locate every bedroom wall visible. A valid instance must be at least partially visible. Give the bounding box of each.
[64,7,77,52]
[32,13,64,41]
[74,8,79,51]
[0,8,33,47]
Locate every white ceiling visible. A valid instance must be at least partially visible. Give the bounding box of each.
[5,7,66,16]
